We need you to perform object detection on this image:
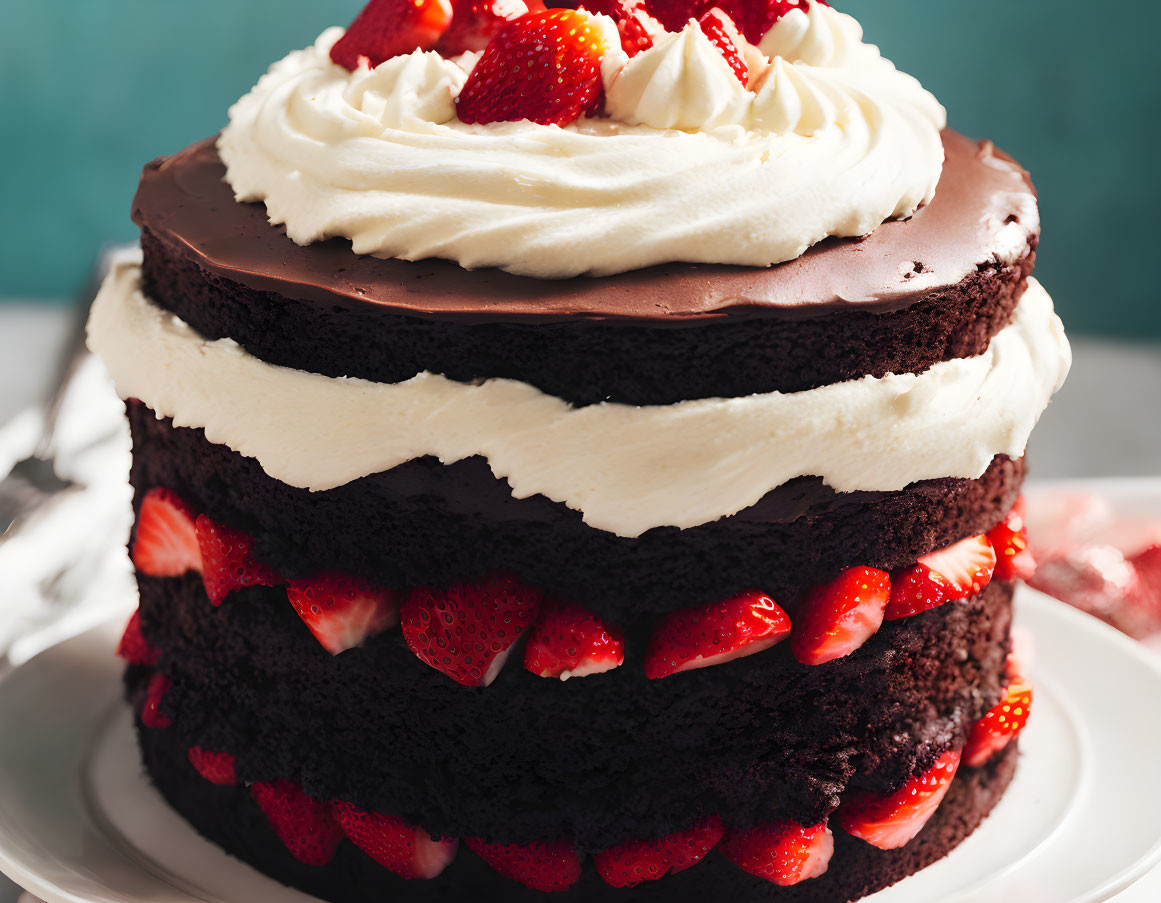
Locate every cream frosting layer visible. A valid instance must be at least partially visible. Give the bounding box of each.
[88,254,1070,538]
[218,2,946,278]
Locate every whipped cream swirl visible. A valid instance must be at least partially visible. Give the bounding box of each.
[219,2,947,278]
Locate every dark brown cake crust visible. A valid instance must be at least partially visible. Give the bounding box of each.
[133,132,1038,406]
[127,403,1025,621]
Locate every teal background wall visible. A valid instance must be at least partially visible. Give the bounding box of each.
[1,0,1159,337]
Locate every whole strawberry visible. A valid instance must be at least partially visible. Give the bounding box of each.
[331,0,454,70]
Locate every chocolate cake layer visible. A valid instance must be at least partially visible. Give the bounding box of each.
[131,572,1011,849]
[127,404,1024,621]
[134,131,1037,406]
[137,718,1017,903]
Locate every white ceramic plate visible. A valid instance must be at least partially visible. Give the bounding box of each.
[1,587,1160,903]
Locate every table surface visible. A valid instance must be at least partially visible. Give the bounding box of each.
[0,306,1158,903]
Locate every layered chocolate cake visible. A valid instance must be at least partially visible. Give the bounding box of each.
[87,0,1071,899]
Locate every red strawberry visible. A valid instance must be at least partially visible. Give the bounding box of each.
[963,680,1032,768]
[643,0,710,32]
[117,610,160,667]
[132,488,201,578]
[436,0,542,55]
[332,801,458,879]
[195,515,284,607]
[885,535,997,621]
[465,837,582,892]
[330,0,454,71]
[645,590,790,679]
[251,779,344,866]
[287,572,400,656]
[402,571,542,686]
[790,567,891,666]
[141,672,173,729]
[714,0,827,45]
[988,506,1037,582]
[523,598,625,679]
[698,9,748,83]
[456,9,616,126]
[578,0,664,56]
[719,819,833,886]
[188,747,238,785]
[839,749,961,849]
[594,816,724,887]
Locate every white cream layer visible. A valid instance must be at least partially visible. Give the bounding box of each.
[87,254,1070,538]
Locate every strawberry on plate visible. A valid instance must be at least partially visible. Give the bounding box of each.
[287,572,400,656]
[594,816,724,887]
[140,672,173,729]
[885,534,996,621]
[577,0,665,56]
[330,0,454,70]
[719,818,833,886]
[188,747,238,786]
[523,597,625,680]
[251,779,344,867]
[117,610,160,667]
[466,837,582,891]
[645,589,790,679]
[988,505,1037,582]
[456,9,618,126]
[332,801,458,879]
[790,567,891,666]
[963,680,1033,768]
[839,749,961,850]
[436,0,542,55]
[402,571,542,686]
[698,8,749,83]
[132,487,201,578]
[715,0,826,45]
[195,515,284,606]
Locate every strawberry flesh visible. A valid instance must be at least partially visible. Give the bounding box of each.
[885,534,996,621]
[195,515,284,607]
[698,9,749,83]
[251,779,344,866]
[715,0,827,45]
[141,672,173,729]
[643,0,710,32]
[456,9,614,126]
[963,680,1032,767]
[839,749,961,849]
[436,0,542,55]
[330,0,454,71]
[577,0,664,56]
[719,819,833,886]
[287,572,400,656]
[117,610,160,667]
[790,567,891,666]
[332,801,458,879]
[988,505,1037,582]
[465,837,582,892]
[523,597,625,679]
[188,747,238,785]
[594,816,724,887]
[132,487,202,578]
[402,571,542,686]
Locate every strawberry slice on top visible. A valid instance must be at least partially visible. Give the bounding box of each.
[644,589,791,679]
[402,571,542,686]
[988,505,1037,582]
[523,597,625,679]
[436,0,542,56]
[594,816,724,887]
[885,534,997,621]
[465,837,582,892]
[195,515,284,606]
[698,8,749,84]
[715,0,827,45]
[456,9,617,126]
[963,679,1033,768]
[132,487,202,578]
[719,818,834,886]
[839,749,961,850]
[287,572,400,656]
[330,0,454,71]
[790,567,891,666]
[332,801,458,879]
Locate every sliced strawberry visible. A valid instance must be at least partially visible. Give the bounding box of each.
[963,680,1032,768]
[594,816,724,887]
[577,0,664,56]
[645,589,790,679]
[642,0,710,32]
[456,9,615,126]
[287,572,400,656]
[436,0,542,55]
[251,779,344,866]
[698,8,748,83]
[332,801,458,879]
[523,597,625,680]
[402,571,542,686]
[188,747,238,785]
[330,0,454,71]
[140,672,173,729]
[715,0,826,45]
[465,837,582,892]
[839,749,961,850]
[885,534,997,621]
[117,610,160,667]
[132,488,202,578]
[195,515,284,607]
[790,567,890,666]
[719,819,833,886]
[988,505,1037,582]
